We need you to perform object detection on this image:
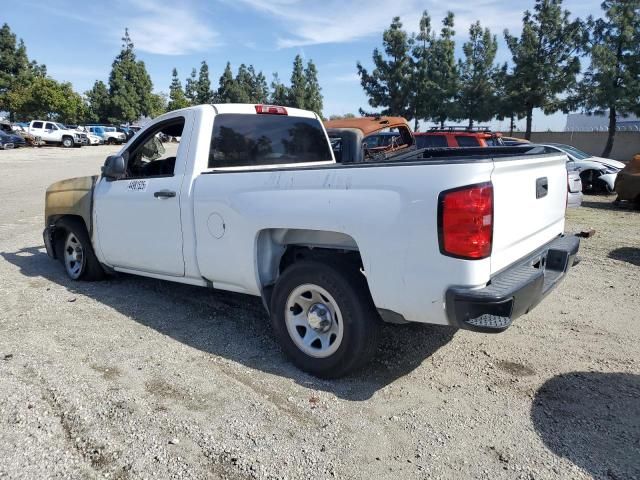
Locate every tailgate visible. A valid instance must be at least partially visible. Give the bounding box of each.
[491,153,567,274]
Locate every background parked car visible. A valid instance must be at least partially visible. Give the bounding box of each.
[102,126,127,144]
[538,143,624,194]
[414,126,504,149]
[324,116,415,163]
[28,121,85,148]
[567,169,583,208]
[0,130,15,149]
[0,121,26,148]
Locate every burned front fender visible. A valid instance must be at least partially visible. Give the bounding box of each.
[44,175,98,233]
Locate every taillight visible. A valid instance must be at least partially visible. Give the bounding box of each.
[255,104,288,115]
[438,182,493,260]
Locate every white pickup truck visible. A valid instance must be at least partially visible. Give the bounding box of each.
[43,104,579,378]
[28,120,87,147]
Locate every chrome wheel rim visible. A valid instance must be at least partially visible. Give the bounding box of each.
[63,232,84,279]
[285,284,344,358]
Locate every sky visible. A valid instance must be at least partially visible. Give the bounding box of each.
[6,0,602,131]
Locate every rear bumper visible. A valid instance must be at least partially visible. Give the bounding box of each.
[446,234,580,333]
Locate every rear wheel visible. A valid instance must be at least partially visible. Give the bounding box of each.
[55,218,105,281]
[270,259,379,378]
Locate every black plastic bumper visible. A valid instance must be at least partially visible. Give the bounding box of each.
[446,234,580,333]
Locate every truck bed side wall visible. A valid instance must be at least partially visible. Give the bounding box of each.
[192,162,494,325]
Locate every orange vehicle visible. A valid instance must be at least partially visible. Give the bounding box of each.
[414,126,503,149]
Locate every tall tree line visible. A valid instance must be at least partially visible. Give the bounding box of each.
[0,23,86,123]
[358,0,640,155]
[167,54,323,115]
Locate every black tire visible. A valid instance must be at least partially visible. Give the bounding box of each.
[61,136,73,148]
[54,217,105,281]
[270,259,380,378]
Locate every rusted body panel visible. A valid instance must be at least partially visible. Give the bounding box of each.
[323,116,409,136]
[44,175,98,231]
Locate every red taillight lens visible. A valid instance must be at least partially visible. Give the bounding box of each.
[438,183,493,260]
[255,104,288,115]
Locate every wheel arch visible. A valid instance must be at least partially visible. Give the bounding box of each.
[255,228,365,311]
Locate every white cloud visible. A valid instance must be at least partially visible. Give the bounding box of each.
[124,0,219,55]
[233,0,527,48]
[333,73,360,83]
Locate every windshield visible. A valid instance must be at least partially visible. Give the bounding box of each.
[555,144,591,160]
[104,127,116,132]
[55,123,68,130]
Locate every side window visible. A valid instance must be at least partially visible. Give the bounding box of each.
[45,122,56,130]
[415,135,448,148]
[124,118,185,178]
[455,136,480,147]
[32,121,43,129]
[209,114,332,168]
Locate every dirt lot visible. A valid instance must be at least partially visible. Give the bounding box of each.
[0,146,638,480]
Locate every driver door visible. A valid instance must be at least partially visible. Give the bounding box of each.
[93,113,190,276]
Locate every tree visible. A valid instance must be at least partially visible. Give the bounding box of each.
[184,68,198,105]
[0,23,46,121]
[357,17,413,119]
[410,11,436,130]
[430,12,459,127]
[504,0,583,139]
[85,80,111,123]
[578,0,640,157]
[304,60,323,115]
[148,92,168,118]
[17,76,86,123]
[167,68,190,111]
[247,65,269,103]
[457,21,498,128]
[270,73,289,105]
[108,29,155,123]
[234,64,253,103]
[289,54,306,108]
[217,62,236,103]
[328,113,356,120]
[494,64,526,135]
[196,60,212,104]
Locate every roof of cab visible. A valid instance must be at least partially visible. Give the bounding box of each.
[323,116,410,136]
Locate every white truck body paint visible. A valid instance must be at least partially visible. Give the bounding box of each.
[89,104,568,326]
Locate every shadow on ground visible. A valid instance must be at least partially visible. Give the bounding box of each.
[580,199,620,211]
[531,372,640,479]
[608,247,640,267]
[1,245,455,401]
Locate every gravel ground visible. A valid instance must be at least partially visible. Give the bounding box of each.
[0,146,638,480]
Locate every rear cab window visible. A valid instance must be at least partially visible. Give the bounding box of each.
[32,121,43,129]
[208,114,333,169]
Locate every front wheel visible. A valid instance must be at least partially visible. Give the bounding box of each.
[270,259,379,378]
[55,218,105,281]
[61,137,73,148]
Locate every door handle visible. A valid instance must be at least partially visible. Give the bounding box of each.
[154,190,176,199]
